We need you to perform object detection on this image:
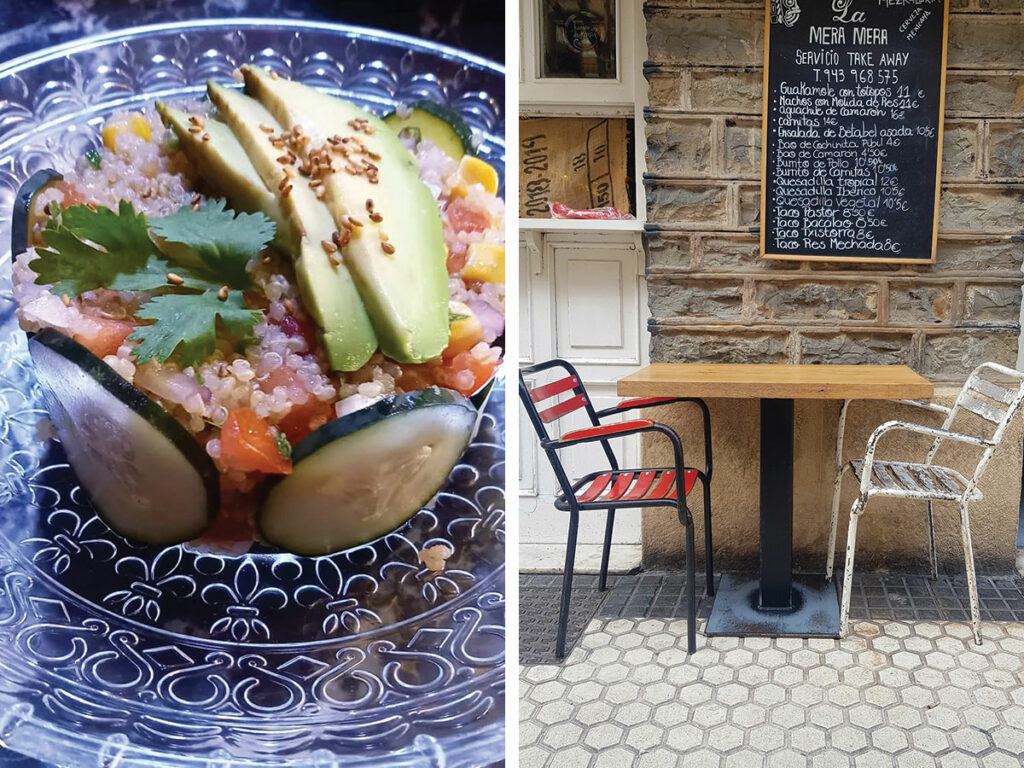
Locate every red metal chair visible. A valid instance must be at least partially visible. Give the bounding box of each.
[519,359,713,658]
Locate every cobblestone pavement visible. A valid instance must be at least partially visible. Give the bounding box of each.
[520,617,1024,767]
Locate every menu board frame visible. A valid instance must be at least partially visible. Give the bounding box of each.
[759,0,950,265]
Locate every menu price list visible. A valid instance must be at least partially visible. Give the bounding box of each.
[763,0,947,262]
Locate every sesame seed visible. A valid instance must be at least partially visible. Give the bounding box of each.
[379,231,389,242]
[278,176,290,191]
[190,193,201,206]
[365,199,374,212]
[339,229,351,246]
[328,252,341,267]
[368,151,382,162]
[271,138,286,149]
[262,255,272,263]
[322,239,338,254]
[166,272,185,285]
[192,203,201,211]
[270,70,279,80]
[188,125,202,134]
[218,285,229,301]
[369,212,383,223]
[201,133,210,142]
[283,166,295,179]
[284,299,295,313]
[188,115,200,125]
[276,155,291,164]
[60,294,71,307]
[281,184,293,198]
[364,125,376,135]
[309,178,323,188]
[381,242,395,255]
[259,123,274,133]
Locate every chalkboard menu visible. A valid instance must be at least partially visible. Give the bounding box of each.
[761,0,949,263]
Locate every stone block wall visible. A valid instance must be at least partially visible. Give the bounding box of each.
[643,0,1024,382]
[640,0,1024,571]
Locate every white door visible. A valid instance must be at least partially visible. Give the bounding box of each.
[519,232,648,572]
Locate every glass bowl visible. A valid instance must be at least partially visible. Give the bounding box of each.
[0,20,505,768]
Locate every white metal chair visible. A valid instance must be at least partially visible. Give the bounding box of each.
[826,362,1024,644]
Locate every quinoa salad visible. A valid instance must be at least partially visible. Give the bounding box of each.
[11,67,504,552]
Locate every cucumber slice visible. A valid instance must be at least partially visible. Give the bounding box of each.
[11,169,62,257]
[260,387,476,556]
[383,101,475,161]
[28,328,218,545]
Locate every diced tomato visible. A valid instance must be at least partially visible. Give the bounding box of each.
[275,313,319,352]
[277,397,334,444]
[73,317,135,359]
[202,487,257,544]
[445,198,490,234]
[440,352,498,395]
[220,408,292,475]
[396,352,498,397]
[54,180,86,207]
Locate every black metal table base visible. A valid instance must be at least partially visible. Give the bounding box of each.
[705,573,840,637]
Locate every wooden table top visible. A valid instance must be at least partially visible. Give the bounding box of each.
[617,364,933,401]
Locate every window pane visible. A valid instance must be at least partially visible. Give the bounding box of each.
[538,0,617,80]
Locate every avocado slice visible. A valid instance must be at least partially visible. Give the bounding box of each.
[241,65,449,364]
[155,102,292,251]
[206,81,378,372]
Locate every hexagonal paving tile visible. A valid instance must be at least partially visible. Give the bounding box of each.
[521,613,1024,768]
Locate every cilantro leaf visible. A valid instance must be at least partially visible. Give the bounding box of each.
[107,255,226,294]
[275,431,292,459]
[31,201,160,295]
[129,290,262,367]
[150,199,275,288]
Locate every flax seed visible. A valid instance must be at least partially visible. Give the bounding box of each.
[276,155,291,164]
[189,125,202,134]
[381,242,395,255]
[259,123,274,133]
[166,273,185,286]
[365,199,374,212]
[190,193,201,206]
[368,151,382,162]
[328,252,341,267]
[271,138,286,149]
[281,184,293,198]
[217,285,229,301]
[331,231,342,246]
[346,215,364,228]
[379,230,389,242]
[339,229,351,246]
[278,176,290,191]
[309,178,323,188]
[60,294,71,307]
[369,212,383,223]
[202,133,210,142]
[322,239,338,254]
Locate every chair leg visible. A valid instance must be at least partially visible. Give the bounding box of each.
[959,502,983,645]
[826,467,845,582]
[556,510,580,660]
[839,497,865,637]
[926,501,938,581]
[685,519,697,654]
[701,475,715,597]
[598,508,615,592]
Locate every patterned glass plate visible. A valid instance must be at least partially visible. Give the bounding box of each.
[0,20,505,768]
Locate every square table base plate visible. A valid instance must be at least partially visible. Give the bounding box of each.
[705,573,840,638]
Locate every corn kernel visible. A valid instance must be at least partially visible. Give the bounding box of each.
[461,243,505,284]
[452,155,499,197]
[102,112,152,152]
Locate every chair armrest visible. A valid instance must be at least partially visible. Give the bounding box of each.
[892,399,953,415]
[595,397,712,480]
[543,421,687,480]
[545,419,655,447]
[858,420,993,495]
[595,397,687,417]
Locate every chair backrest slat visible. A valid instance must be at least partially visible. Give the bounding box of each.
[970,378,1015,405]
[959,393,1005,424]
[530,375,579,403]
[538,393,590,423]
